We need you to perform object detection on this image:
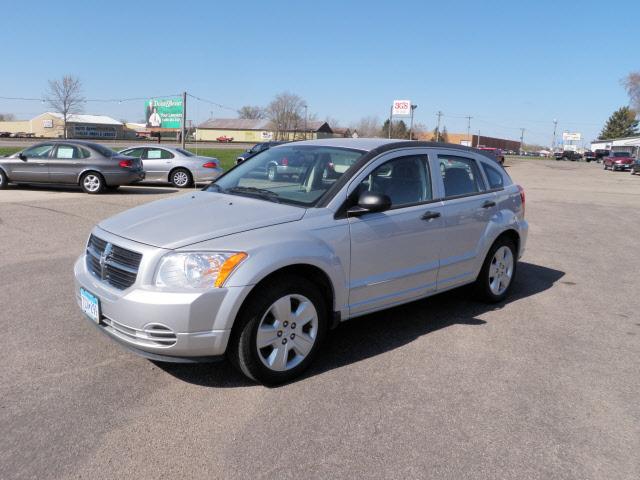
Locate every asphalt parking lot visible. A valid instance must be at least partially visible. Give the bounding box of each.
[1,159,639,480]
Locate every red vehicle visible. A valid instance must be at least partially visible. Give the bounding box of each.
[216,135,234,143]
[477,147,505,165]
[603,151,635,171]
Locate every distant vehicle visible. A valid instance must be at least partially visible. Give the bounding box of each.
[603,151,635,171]
[583,151,596,162]
[9,132,26,138]
[477,147,505,165]
[0,140,144,193]
[594,149,610,163]
[556,151,582,161]
[118,145,224,188]
[0,131,11,138]
[216,135,234,143]
[236,141,288,165]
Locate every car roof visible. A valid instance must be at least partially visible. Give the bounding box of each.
[271,138,500,160]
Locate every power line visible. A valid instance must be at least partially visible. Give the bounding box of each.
[0,94,180,103]
[186,93,239,113]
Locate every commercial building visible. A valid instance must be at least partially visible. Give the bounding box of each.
[590,136,640,158]
[0,112,132,139]
[195,118,334,142]
[416,131,521,151]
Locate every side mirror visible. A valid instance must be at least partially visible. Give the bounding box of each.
[19,153,27,161]
[347,191,392,216]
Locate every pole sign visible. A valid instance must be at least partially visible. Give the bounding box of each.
[562,132,581,141]
[145,97,184,129]
[392,99,412,116]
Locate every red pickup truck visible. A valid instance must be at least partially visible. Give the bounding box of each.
[603,151,635,171]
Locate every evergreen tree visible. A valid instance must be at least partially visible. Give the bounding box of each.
[599,106,639,139]
[381,119,410,139]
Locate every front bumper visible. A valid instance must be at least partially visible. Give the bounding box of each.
[73,229,253,360]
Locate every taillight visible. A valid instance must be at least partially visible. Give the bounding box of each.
[119,159,133,168]
[281,157,289,166]
[517,185,525,216]
[202,162,218,168]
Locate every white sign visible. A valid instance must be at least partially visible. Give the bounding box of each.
[562,132,581,141]
[261,131,273,140]
[392,99,411,116]
[43,119,53,128]
[460,140,471,147]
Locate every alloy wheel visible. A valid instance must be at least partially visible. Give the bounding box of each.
[256,294,318,372]
[83,174,101,193]
[488,246,514,296]
[173,170,190,187]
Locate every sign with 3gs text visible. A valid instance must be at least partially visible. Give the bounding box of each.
[392,100,412,116]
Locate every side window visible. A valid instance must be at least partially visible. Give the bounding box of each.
[53,145,81,159]
[122,148,144,158]
[438,155,485,198]
[80,148,91,158]
[482,163,504,189]
[23,144,54,158]
[145,148,174,159]
[358,155,431,207]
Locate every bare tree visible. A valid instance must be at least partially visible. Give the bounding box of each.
[45,75,85,139]
[266,92,306,140]
[622,72,640,111]
[348,115,381,137]
[0,113,16,121]
[238,105,265,119]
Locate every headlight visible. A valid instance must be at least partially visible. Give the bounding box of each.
[155,252,247,289]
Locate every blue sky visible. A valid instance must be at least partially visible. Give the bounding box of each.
[1,0,638,146]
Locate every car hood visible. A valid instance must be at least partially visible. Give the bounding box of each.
[98,191,305,249]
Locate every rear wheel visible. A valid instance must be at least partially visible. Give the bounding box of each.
[0,169,8,189]
[267,164,278,181]
[474,237,517,303]
[228,276,328,385]
[170,168,192,188]
[80,172,105,194]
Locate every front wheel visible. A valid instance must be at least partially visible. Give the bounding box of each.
[267,164,278,182]
[170,168,192,188]
[473,237,517,303]
[0,169,8,189]
[80,172,105,194]
[228,276,328,385]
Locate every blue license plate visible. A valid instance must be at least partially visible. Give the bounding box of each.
[80,288,100,323]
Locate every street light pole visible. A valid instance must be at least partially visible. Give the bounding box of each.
[436,111,443,142]
[552,119,557,152]
[409,104,417,140]
[465,115,472,145]
[303,104,308,140]
[520,128,525,154]
[388,104,393,139]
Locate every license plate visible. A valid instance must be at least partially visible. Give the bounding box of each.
[80,288,100,324]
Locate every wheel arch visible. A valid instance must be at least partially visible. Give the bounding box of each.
[168,166,192,183]
[77,169,104,184]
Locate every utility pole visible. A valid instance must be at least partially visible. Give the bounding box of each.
[519,127,525,154]
[388,104,393,139]
[303,104,308,140]
[552,119,557,152]
[181,91,187,149]
[435,111,443,141]
[465,115,472,145]
[409,104,417,140]
[477,130,481,147]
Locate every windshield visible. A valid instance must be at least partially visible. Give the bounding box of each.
[176,148,194,157]
[206,145,365,206]
[612,151,630,157]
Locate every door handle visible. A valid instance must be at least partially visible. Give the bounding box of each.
[481,200,496,209]
[421,211,441,220]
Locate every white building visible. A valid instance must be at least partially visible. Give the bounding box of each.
[591,135,640,158]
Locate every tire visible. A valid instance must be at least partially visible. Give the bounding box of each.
[170,168,192,188]
[267,164,278,182]
[228,276,328,385]
[473,236,517,303]
[80,172,105,194]
[0,169,8,189]
[603,163,608,170]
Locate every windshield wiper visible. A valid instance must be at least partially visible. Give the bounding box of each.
[225,186,281,202]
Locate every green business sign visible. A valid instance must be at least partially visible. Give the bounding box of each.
[145,97,183,129]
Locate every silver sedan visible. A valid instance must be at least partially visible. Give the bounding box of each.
[118,145,224,188]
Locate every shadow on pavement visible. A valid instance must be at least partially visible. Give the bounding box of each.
[3,184,178,195]
[158,262,565,388]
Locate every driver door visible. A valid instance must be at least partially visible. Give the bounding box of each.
[347,149,445,316]
[142,148,174,181]
[10,144,55,182]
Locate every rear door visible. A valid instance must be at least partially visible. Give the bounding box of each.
[348,149,445,316]
[10,144,55,182]
[432,150,497,290]
[142,148,174,181]
[49,144,86,183]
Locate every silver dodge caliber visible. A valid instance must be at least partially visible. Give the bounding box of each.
[74,139,528,385]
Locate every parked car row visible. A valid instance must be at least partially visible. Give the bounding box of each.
[0,140,224,193]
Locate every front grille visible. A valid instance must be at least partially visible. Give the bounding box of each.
[102,317,177,347]
[86,234,142,290]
